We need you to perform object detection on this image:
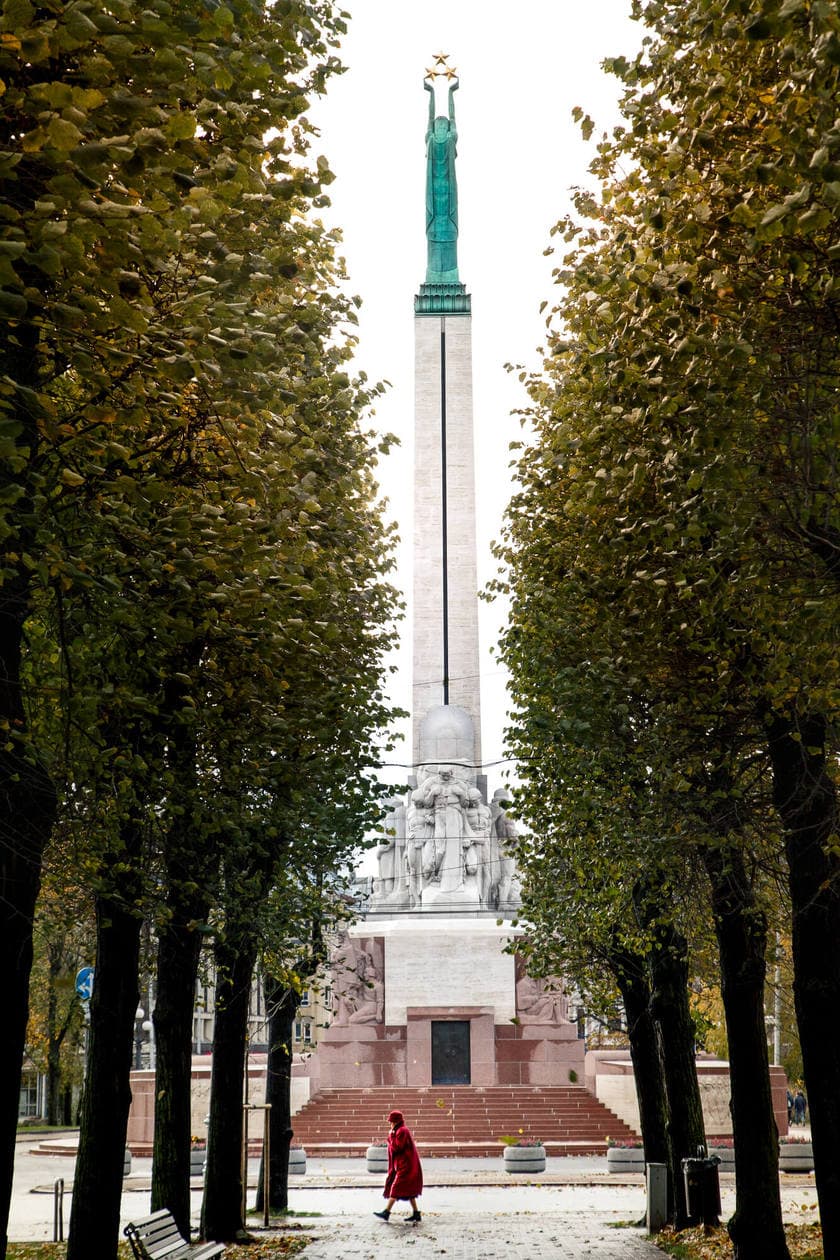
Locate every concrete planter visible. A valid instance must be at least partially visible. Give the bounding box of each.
[607,1147,645,1173]
[366,1145,388,1174]
[123,1147,131,1177]
[190,1148,206,1175]
[504,1144,546,1174]
[779,1141,813,1173]
[289,1147,306,1176]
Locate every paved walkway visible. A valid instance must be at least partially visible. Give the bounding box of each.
[10,1141,820,1258]
[294,1208,661,1259]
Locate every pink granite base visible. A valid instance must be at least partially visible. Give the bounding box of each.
[314,1023,408,1087]
[493,1023,585,1086]
[310,1007,584,1089]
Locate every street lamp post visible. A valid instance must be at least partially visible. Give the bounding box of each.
[134,1007,145,1070]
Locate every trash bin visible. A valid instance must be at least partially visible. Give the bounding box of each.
[682,1154,721,1227]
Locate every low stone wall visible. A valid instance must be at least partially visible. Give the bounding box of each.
[585,1050,789,1138]
[126,1055,312,1151]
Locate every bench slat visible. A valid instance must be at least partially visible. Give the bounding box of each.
[142,1241,191,1259]
[125,1209,225,1260]
[137,1224,183,1244]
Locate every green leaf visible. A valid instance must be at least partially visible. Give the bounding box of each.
[166,111,196,142]
[0,288,27,317]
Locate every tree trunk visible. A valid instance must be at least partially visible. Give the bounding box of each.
[768,713,840,1260]
[256,979,298,1216]
[47,1035,62,1130]
[151,916,205,1237]
[0,574,57,1260]
[67,877,142,1260]
[609,940,673,1220]
[704,843,790,1260]
[46,949,62,1128]
[151,657,215,1235]
[45,941,74,1128]
[648,920,706,1229]
[200,932,258,1243]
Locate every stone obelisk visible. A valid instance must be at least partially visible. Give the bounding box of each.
[308,64,581,1099]
[411,61,482,783]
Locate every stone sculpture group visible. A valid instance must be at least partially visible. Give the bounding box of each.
[370,771,521,913]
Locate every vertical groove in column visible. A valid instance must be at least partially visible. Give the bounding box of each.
[440,319,449,706]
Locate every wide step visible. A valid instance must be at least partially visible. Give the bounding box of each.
[292,1086,637,1154]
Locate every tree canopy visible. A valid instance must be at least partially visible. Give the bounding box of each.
[496,1,840,1253]
[2,3,402,1254]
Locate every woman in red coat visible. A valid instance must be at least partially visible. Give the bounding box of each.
[373,1110,423,1223]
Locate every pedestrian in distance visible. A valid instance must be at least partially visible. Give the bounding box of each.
[373,1109,423,1224]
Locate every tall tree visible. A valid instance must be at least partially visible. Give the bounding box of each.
[496,2,840,1252]
[1,2,399,1256]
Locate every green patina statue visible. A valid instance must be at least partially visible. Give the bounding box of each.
[424,74,460,284]
[415,54,470,314]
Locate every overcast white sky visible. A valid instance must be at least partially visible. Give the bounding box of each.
[309,1,643,798]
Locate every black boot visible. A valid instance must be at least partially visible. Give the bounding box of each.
[374,1210,391,1222]
[405,1211,422,1223]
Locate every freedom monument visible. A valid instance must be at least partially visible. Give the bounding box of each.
[304,60,584,1095]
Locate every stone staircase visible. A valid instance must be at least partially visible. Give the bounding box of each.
[291,1085,638,1157]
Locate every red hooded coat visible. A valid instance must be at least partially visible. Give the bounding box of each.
[384,1115,423,1200]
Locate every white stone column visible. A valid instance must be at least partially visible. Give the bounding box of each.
[412,312,482,773]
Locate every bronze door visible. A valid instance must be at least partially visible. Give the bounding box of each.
[431,1020,470,1085]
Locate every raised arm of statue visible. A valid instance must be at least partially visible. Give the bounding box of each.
[424,76,435,128]
[448,79,459,118]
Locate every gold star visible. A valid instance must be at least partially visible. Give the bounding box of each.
[425,66,437,79]
[445,66,457,79]
[433,51,449,64]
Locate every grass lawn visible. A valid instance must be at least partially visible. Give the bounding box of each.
[655,1222,823,1259]
[7,1237,308,1259]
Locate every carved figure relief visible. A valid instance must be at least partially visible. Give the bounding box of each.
[405,796,433,908]
[490,789,522,912]
[331,935,384,1026]
[370,798,409,909]
[515,974,568,1025]
[466,788,495,906]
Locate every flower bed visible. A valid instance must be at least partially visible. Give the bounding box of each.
[502,1138,546,1173]
[366,1142,388,1174]
[779,1139,813,1173]
[189,1137,206,1175]
[606,1141,644,1173]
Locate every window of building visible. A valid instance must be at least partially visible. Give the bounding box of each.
[19,1072,39,1119]
[300,990,310,1007]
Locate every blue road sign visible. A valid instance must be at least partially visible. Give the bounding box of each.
[75,967,94,1000]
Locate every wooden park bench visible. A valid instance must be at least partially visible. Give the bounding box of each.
[124,1209,225,1260]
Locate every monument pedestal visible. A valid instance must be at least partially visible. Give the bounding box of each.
[367,918,519,1026]
[308,920,584,1091]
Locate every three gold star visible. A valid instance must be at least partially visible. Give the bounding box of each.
[426,52,458,80]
